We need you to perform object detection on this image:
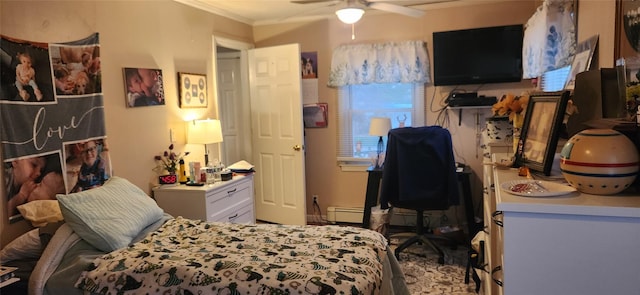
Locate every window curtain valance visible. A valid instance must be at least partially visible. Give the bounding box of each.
[522,0,575,79]
[328,40,430,87]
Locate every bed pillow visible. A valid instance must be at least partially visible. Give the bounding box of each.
[57,176,164,252]
[17,200,64,227]
[0,229,42,264]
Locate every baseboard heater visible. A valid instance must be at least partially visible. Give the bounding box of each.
[327,207,364,223]
[326,206,418,225]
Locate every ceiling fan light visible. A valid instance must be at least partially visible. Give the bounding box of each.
[336,8,364,24]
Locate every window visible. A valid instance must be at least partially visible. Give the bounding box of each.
[337,83,425,170]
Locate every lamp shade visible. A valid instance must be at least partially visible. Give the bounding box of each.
[369,117,391,136]
[335,8,364,24]
[187,119,223,144]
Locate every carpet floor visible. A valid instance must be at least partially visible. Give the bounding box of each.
[390,237,480,294]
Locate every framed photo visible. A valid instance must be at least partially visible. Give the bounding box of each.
[515,91,571,175]
[303,103,328,128]
[564,35,599,90]
[122,68,165,107]
[178,72,207,108]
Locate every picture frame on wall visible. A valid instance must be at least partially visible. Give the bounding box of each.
[178,72,208,108]
[515,91,570,176]
[123,68,165,107]
[303,103,328,128]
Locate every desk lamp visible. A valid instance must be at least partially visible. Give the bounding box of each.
[187,119,223,167]
[369,117,391,169]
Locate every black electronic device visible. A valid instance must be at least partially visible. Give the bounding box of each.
[433,24,523,86]
[447,95,497,107]
[566,68,624,138]
[450,92,478,99]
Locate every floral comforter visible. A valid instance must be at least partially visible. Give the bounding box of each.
[75,217,388,295]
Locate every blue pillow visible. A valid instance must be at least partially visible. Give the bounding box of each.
[57,176,164,252]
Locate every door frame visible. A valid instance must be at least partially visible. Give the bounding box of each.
[211,36,254,164]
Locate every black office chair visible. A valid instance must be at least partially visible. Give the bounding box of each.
[379,126,460,264]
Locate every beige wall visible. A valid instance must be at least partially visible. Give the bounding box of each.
[254,1,538,221]
[0,0,618,245]
[0,0,252,246]
[255,0,618,224]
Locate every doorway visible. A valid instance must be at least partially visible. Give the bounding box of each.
[212,36,307,225]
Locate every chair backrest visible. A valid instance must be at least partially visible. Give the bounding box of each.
[379,126,460,210]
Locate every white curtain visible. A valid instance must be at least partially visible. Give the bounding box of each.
[522,0,576,79]
[328,40,430,87]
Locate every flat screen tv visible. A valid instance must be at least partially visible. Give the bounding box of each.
[433,24,524,86]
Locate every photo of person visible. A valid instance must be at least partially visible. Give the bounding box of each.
[0,37,54,102]
[15,52,43,101]
[28,171,65,201]
[4,153,64,218]
[523,101,556,163]
[64,139,111,193]
[49,44,102,96]
[123,67,165,107]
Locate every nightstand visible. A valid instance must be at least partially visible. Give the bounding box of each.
[153,174,255,224]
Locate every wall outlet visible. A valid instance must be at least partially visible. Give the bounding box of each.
[312,194,318,203]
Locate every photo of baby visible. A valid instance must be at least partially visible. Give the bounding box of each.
[0,37,54,103]
[4,153,64,219]
[123,67,166,107]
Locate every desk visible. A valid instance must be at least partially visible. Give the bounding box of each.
[362,166,476,236]
[362,167,383,229]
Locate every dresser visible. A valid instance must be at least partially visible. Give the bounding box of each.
[484,153,640,295]
[481,144,511,295]
[153,174,255,224]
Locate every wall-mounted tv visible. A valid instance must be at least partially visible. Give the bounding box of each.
[433,24,524,86]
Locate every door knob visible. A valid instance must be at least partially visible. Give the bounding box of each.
[293,145,302,151]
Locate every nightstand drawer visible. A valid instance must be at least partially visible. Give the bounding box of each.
[153,174,255,223]
[205,179,252,214]
[210,199,254,223]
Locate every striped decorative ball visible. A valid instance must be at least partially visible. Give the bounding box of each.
[560,129,639,195]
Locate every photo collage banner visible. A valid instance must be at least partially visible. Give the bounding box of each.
[0,33,111,221]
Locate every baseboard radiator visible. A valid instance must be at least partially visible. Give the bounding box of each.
[326,206,418,225]
[326,207,364,223]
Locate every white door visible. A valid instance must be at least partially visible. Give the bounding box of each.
[248,44,306,225]
[217,53,244,165]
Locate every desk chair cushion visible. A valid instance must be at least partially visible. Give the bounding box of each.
[379,126,460,210]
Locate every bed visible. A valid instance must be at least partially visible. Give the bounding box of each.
[1,177,410,295]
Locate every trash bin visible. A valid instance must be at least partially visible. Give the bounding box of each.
[369,205,390,236]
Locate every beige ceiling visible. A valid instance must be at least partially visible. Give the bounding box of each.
[174,0,471,26]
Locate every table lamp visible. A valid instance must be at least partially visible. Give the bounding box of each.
[187,119,223,167]
[369,117,391,169]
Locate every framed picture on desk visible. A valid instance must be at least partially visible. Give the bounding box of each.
[515,91,570,175]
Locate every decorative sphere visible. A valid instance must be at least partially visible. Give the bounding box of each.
[560,129,639,195]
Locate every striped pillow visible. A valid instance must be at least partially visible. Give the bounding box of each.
[57,176,164,252]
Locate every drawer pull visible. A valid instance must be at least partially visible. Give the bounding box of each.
[491,265,503,287]
[492,211,503,227]
[228,213,239,221]
[227,188,237,195]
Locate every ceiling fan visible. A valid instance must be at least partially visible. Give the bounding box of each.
[291,0,429,24]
